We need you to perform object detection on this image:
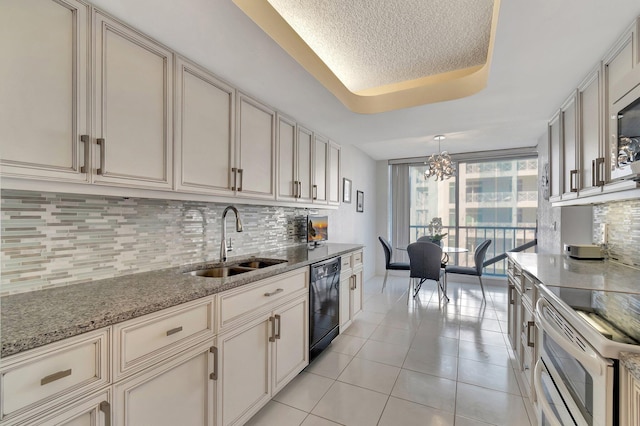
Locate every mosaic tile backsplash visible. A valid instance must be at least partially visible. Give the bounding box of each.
[1,190,308,295]
[593,291,640,343]
[593,198,640,269]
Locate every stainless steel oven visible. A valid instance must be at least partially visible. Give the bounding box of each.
[535,296,615,426]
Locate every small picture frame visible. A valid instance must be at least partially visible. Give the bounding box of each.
[343,178,352,203]
[356,190,364,212]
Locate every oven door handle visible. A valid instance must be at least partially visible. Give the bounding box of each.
[536,298,602,376]
[534,360,564,426]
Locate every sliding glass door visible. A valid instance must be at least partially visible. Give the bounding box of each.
[404,156,537,276]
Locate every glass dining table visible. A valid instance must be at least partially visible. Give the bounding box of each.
[397,245,468,265]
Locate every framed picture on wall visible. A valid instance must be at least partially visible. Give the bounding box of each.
[356,190,364,212]
[343,178,352,203]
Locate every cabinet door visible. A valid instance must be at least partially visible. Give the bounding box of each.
[312,134,328,204]
[507,282,518,350]
[0,0,90,182]
[237,93,276,200]
[561,93,578,197]
[114,340,215,426]
[175,56,235,196]
[272,296,309,394]
[350,268,363,320]
[218,315,271,426]
[603,34,635,182]
[28,389,110,426]
[339,273,352,331]
[578,69,603,193]
[548,112,562,201]
[296,126,314,202]
[93,11,173,189]
[276,114,297,201]
[327,142,341,205]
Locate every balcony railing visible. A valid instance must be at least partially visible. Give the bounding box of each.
[409,225,537,276]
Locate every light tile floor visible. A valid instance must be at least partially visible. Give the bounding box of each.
[246,275,536,426]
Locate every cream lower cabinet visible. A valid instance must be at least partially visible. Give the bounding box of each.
[21,389,111,426]
[113,339,216,426]
[620,362,640,426]
[339,250,364,332]
[217,295,308,426]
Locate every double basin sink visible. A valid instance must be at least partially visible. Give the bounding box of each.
[185,258,287,278]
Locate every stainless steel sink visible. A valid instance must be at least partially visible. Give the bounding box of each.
[187,266,254,278]
[185,258,287,278]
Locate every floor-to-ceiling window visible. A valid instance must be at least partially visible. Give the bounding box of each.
[398,155,538,276]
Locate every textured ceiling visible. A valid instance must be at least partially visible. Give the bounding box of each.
[234,0,500,112]
[266,0,494,92]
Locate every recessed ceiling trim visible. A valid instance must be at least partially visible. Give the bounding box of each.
[233,0,501,114]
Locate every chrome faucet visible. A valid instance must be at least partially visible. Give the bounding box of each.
[220,205,243,262]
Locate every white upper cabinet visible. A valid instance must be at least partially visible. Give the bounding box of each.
[578,67,604,194]
[92,10,173,190]
[276,116,314,203]
[312,134,328,204]
[175,56,236,196]
[327,141,341,205]
[548,112,562,202]
[236,93,276,200]
[603,26,636,183]
[0,0,90,182]
[0,1,343,207]
[561,92,578,198]
[297,126,314,202]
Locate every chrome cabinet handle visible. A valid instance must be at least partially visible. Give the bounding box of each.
[269,316,276,342]
[297,181,302,198]
[99,401,111,426]
[293,181,298,198]
[508,284,514,305]
[41,369,72,386]
[527,321,535,347]
[275,314,281,340]
[570,169,578,192]
[312,184,317,200]
[96,138,105,175]
[232,167,237,190]
[209,346,218,380]
[166,326,183,336]
[591,159,596,187]
[80,135,90,173]
[595,157,605,186]
[264,288,283,297]
[238,168,244,191]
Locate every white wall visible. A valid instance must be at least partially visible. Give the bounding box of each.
[327,145,378,281]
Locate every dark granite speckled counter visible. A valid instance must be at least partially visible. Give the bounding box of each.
[1,243,363,358]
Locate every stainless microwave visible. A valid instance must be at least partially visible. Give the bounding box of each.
[610,65,640,180]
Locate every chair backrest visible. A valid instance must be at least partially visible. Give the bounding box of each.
[416,236,431,243]
[378,236,392,268]
[473,239,492,275]
[407,242,442,281]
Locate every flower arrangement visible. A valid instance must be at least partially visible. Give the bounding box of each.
[427,217,448,242]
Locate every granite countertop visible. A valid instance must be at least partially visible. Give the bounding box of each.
[1,243,363,358]
[621,352,640,381]
[507,253,640,294]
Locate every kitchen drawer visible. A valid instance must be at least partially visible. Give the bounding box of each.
[113,297,215,380]
[352,251,363,268]
[341,256,352,270]
[218,267,308,330]
[0,328,109,423]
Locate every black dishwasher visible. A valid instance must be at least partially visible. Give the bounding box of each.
[309,257,341,361]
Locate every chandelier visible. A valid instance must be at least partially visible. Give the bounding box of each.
[424,135,456,181]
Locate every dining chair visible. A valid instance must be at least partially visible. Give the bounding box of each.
[406,241,447,304]
[445,239,492,300]
[378,236,411,292]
